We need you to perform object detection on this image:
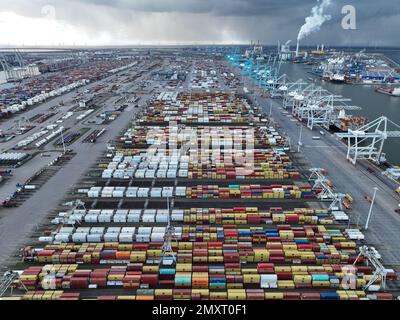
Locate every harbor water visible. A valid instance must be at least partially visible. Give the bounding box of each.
[280,52,400,165]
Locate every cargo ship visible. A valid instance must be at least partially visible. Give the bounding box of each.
[330,73,346,83]
[375,86,400,97]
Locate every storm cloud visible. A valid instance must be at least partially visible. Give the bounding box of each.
[0,0,399,46]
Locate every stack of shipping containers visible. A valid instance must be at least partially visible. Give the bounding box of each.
[14,91,396,300]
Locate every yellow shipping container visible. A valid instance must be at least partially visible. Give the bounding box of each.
[241,268,258,274]
[312,281,330,287]
[143,265,159,273]
[227,289,246,300]
[192,289,209,298]
[278,280,295,289]
[108,274,124,280]
[243,274,260,284]
[275,266,291,272]
[227,283,243,289]
[294,275,312,283]
[147,250,162,257]
[178,242,192,250]
[176,264,192,272]
[208,256,224,263]
[291,266,308,274]
[155,289,173,296]
[210,292,227,299]
[117,296,136,300]
[265,292,284,300]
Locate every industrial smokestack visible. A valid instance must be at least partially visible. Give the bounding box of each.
[296,40,300,57]
[297,0,332,43]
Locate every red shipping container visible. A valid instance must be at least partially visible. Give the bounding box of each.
[276,272,292,280]
[90,277,107,287]
[141,274,158,287]
[193,266,208,272]
[246,290,264,300]
[70,277,88,289]
[284,292,301,300]
[301,293,320,300]
[298,244,313,251]
[269,250,284,256]
[74,271,91,277]
[127,264,143,271]
[375,293,393,300]
[97,296,116,300]
[270,256,285,263]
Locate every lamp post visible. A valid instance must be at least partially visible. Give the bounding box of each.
[297,125,303,153]
[365,187,378,230]
[269,99,273,118]
[60,127,66,154]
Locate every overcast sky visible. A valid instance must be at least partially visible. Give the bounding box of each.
[0,0,399,46]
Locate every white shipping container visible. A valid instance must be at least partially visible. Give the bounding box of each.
[126,187,138,197]
[150,188,162,197]
[156,170,167,178]
[59,227,75,234]
[151,233,164,242]
[107,227,121,233]
[127,212,141,222]
[76,227,91,234]
[39,236,54,243]
[156,214,169,223]
[138,227,152,234]
[119,233,134,243]
[113,214,127,223]
[91,227,105,234]
[54,234,70,242]
[136,235,150,242]
[72,233,88,243]
[175,187,186,197]
[85,214,99,223]
[104,233,119,242]
[137,188,149,197]
[98,213,113,223]
[142,214,155,223]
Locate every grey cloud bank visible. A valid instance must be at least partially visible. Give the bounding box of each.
[0,0,399,46]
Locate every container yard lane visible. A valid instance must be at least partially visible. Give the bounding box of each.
[0,62,158,266]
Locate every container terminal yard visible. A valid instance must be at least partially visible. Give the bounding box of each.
[0,46,399,302]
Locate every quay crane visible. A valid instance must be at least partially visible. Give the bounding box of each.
[336,116,400,165]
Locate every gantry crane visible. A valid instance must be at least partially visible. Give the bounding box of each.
[160,197,177,266]
[0,271,28,297]
[308,168,347,210]
[52,199,87,225]
[336,116,400,165]
[353,246,389,291]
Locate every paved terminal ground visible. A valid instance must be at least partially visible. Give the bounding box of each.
[0,151,62,202]
[0,66,142,203]
[0,65,159,266]
[240,76,400,269]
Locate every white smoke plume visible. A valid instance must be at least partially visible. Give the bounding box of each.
[297,0,332,41]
